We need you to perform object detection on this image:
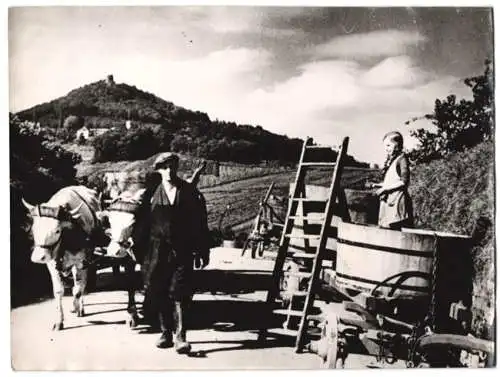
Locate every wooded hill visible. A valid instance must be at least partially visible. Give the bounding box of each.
[15,76,369,167]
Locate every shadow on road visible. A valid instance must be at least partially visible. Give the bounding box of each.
[83,307,133,317]
[12,262,273,307]
[61,319,127,331]
[186,338,294,357]
[92,269,273,295]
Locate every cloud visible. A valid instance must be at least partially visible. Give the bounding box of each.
[143,47,273,119]
[243,55,434,121]
[228,55,467,163]
[181,6,305,39]
[243,55,464,121]
[137,50,464,162]
[312,29,427,59]
[360,56,431,88]
[245,60,362,118]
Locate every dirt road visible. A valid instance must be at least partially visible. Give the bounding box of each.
[11,248,405,371]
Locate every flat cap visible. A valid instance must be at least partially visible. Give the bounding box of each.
[153,152,179,169]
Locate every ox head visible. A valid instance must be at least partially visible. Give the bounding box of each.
[97,190,144,260]
[22,198,83,264]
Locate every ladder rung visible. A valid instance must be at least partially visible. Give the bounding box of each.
[307,314,324,322]
[288,216,325,221]
[288,252,317,259]
[284,271,312,278]
[305,145,335,150]
[265,328,298,337]
[272,223,285,228]
[301,162,336,167]
[285,234,321,240]
[282,291,308,297]
[273,309,304,317]
[291,198,327,203]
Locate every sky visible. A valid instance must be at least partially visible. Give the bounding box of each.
[8,5,494,164]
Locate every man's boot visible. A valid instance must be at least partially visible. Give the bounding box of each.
[155,309,173,349]
[173,301,191,354]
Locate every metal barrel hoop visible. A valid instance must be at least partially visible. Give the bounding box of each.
[427,233,439,330]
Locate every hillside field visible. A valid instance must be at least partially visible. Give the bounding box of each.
[200,167,379,233]
[72,144,380,233]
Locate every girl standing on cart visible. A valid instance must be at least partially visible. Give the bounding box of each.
[370,131,414,230]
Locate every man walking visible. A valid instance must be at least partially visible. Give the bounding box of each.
[140,152,210,353]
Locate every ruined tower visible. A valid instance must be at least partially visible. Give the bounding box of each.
[106,74,115,87]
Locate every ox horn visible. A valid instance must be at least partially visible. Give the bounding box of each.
[21,198,35,212]
[69,203,84,218]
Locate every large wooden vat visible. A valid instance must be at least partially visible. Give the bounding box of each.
[335,222,473,302]
[335,222,434,297]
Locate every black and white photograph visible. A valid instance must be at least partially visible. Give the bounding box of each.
[8,3,496,370]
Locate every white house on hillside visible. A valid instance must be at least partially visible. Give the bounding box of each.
[76,126,90,140]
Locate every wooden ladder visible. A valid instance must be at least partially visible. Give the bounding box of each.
[258,136,351,352]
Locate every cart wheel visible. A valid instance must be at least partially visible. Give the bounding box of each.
[417,334,494,367]
[369,271,430,298]
[321,313,344,369]
[335,358,345,368]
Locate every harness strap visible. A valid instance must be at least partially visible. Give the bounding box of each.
[35,236,62,249]
[69,188,99,231]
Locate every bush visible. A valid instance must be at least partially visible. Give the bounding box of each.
[410,141,494,339]
[63,115,84,132]
[410,141,494,234]
[91,126,163,163]
[10,114,82,306]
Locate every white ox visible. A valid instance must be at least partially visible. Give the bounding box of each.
[97,188,147,328]
[22,185,102,331]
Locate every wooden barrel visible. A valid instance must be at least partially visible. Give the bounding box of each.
[401,227,473,332]
[344,189,379,225]
[336,222,433,297]
[335,223,473,302]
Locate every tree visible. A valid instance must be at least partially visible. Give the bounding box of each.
[10,114,82,306]
[63,115,85,132]
[10,114,82,201]
[406,59,493,164]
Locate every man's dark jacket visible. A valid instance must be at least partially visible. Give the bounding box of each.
[134,173,210,301]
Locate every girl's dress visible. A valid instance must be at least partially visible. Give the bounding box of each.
[378,154,414,229]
